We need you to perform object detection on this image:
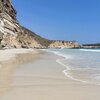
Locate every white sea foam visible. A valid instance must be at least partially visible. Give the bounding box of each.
[80,49,100,52]
[42,49,100,85]
[42,49,91,84]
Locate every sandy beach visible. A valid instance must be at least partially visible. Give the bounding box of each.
[0,49,40,96]
[0,50,100,100]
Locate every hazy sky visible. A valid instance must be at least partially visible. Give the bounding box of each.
[13,0,100,44]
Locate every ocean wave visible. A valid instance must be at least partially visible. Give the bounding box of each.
[42,49,100,85]
[42,49,89,84]
[80,49,100,52]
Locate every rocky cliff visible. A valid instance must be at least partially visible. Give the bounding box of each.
[48,41,79,48]
[0,0,79,49]
[0,0,44,48]
[82,43,100,48]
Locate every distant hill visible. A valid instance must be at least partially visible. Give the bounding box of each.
[21,27,52,47]
[82,43,100,48]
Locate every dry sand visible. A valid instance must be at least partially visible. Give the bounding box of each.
[0,50,100,100]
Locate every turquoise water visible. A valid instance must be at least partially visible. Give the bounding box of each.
[47,49,100,85]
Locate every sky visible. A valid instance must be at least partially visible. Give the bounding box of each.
[12,0,100,44]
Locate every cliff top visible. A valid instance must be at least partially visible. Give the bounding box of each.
[0,0,16,19]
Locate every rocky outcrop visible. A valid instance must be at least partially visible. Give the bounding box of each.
[0,0,16,19]
[82,43,100,48]
[48,41,79,48]
[0,0,43,48]
[0,0,80,49]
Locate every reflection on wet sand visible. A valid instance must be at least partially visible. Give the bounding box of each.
[0,51,40,96]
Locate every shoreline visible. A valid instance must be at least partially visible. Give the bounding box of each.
[0,49,100,100]
[42,49,90,84]
[43,49,100,85]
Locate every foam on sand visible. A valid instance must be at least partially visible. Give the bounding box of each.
[42,49,100,85]
[1,49,100,100]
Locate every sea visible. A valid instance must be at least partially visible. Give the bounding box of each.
[44,48,100,85]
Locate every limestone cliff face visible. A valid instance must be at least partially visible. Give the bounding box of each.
[0,0,80,49]
[48,41,79,48]
[0,0,42,48]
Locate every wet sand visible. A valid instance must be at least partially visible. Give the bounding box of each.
[0,49,41,96]
[0,51,100,100]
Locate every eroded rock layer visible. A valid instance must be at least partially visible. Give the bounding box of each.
[0,0,43,48]
[0,0,79,49]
